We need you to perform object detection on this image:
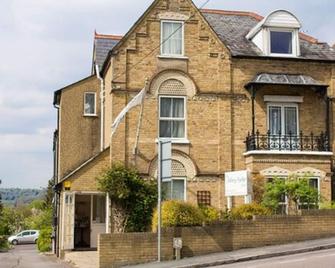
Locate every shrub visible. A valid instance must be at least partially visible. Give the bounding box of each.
[319,202,335,209]
[152,200,205,231]
[97,164,157,233]
[199,206,221,224]
[231,203,271,220]
[0,236,9,251]
[37,226,52,252]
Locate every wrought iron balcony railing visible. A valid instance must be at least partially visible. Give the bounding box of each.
[245,131,330,152]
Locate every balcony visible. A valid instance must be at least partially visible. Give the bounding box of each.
[245,130,330,152]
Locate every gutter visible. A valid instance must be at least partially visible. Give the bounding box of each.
[95,65,105,152]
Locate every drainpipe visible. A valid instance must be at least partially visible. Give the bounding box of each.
[53,102,60,257]
[95,65,105,152]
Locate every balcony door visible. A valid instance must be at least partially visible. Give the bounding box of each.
[268,103,299,149]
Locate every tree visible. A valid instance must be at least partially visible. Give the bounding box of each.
[97,164,157,233]
[44,179,54,208]
[262,175,320,215]
[0,180,3,215]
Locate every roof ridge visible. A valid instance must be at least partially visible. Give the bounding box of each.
[200,8,264,21]
[94,31,123,40]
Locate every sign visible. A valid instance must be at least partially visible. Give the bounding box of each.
[160,140,172,182]
[64,181,71,191]
[225,170,250,197]
[173,237,183,249]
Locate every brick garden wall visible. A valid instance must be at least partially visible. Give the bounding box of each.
[98,210,335,268]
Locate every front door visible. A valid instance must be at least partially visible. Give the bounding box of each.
[90,195,106,248]
[62,192,75,250]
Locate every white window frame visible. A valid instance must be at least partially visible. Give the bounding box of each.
[267,102,300,135]
[159,95,187,140]
[160,20,185,57]
[84,92,97,116]
[162,177,187,201]
[298,177,320,209]
[267,27,299,57]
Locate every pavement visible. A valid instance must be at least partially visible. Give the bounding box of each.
[0,244,72,268]
[125,237,335,268]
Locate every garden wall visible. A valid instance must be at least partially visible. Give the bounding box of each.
[98,210,335,268]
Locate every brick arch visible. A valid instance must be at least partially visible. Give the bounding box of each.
[148,70,197,98]
[148,150,197,179]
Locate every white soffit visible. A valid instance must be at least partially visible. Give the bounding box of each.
[264,95,303,103]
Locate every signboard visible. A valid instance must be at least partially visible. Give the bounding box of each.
[225,170,250,197]
[160,140,172,182]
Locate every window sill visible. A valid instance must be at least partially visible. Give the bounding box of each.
[83,114,98,118]
[155,138,190,144]
[157,55,189,60]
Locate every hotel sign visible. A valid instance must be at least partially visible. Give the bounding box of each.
[225,170,251,197]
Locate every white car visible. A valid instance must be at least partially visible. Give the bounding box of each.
[8,230,39,245]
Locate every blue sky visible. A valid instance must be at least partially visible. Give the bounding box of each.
[0,0,334,188]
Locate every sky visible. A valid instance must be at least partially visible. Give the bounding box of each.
[0,0,334,189]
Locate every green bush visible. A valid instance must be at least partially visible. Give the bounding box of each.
[152,200,205,231]
[0,236,9,251]
[37,227,52,252]
[231,203,271,220]
[319,202,335,209]
[199,206,221,224]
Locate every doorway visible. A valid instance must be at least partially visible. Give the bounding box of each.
[74,195,91,248]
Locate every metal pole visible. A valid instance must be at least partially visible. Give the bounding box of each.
[157,140,162,262]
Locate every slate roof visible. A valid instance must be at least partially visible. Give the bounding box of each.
[94,33,122,70]
[245,73,328,89]
[201,10,335,61]
[93,9,335,72]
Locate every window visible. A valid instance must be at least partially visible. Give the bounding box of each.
[268,104,298,136]
[270,31,293,54]
[93,195,106,224]
[159,96,186,139]
[84,92,96,116]
[22,231,30,236]
[161,21,184,56]
[162,178,186,201]
[299,178,320,210]
[267,178,288,214]
[197,191,211,206]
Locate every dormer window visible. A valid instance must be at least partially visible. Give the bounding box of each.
[270,30,293,54]
[246,10,301,58]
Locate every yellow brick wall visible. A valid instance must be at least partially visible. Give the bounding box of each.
[59,76,101,179]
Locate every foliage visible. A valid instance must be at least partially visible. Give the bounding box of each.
[0,188,45,206]
[199,206,221,224]
[152,200,205,231]
[28,208,52,231]
[230,203,271,220]
[319,202,335,209]
[0,206,31,235]
[44,179,54,208]
[262,175,320,214]
[97,164,157,233]
[0,235,9,251]
[252,175,266,204]
[37,226,52,252]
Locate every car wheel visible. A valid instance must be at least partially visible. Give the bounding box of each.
[12,240,18,245]
[34,239,38,244]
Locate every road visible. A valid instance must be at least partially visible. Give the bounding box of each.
[214,248,335,268]
[0,244,72,268]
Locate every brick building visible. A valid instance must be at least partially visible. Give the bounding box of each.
[53,0,335,254]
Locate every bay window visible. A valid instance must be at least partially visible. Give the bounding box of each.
[161,21,184,56]
[159,96,186,139]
